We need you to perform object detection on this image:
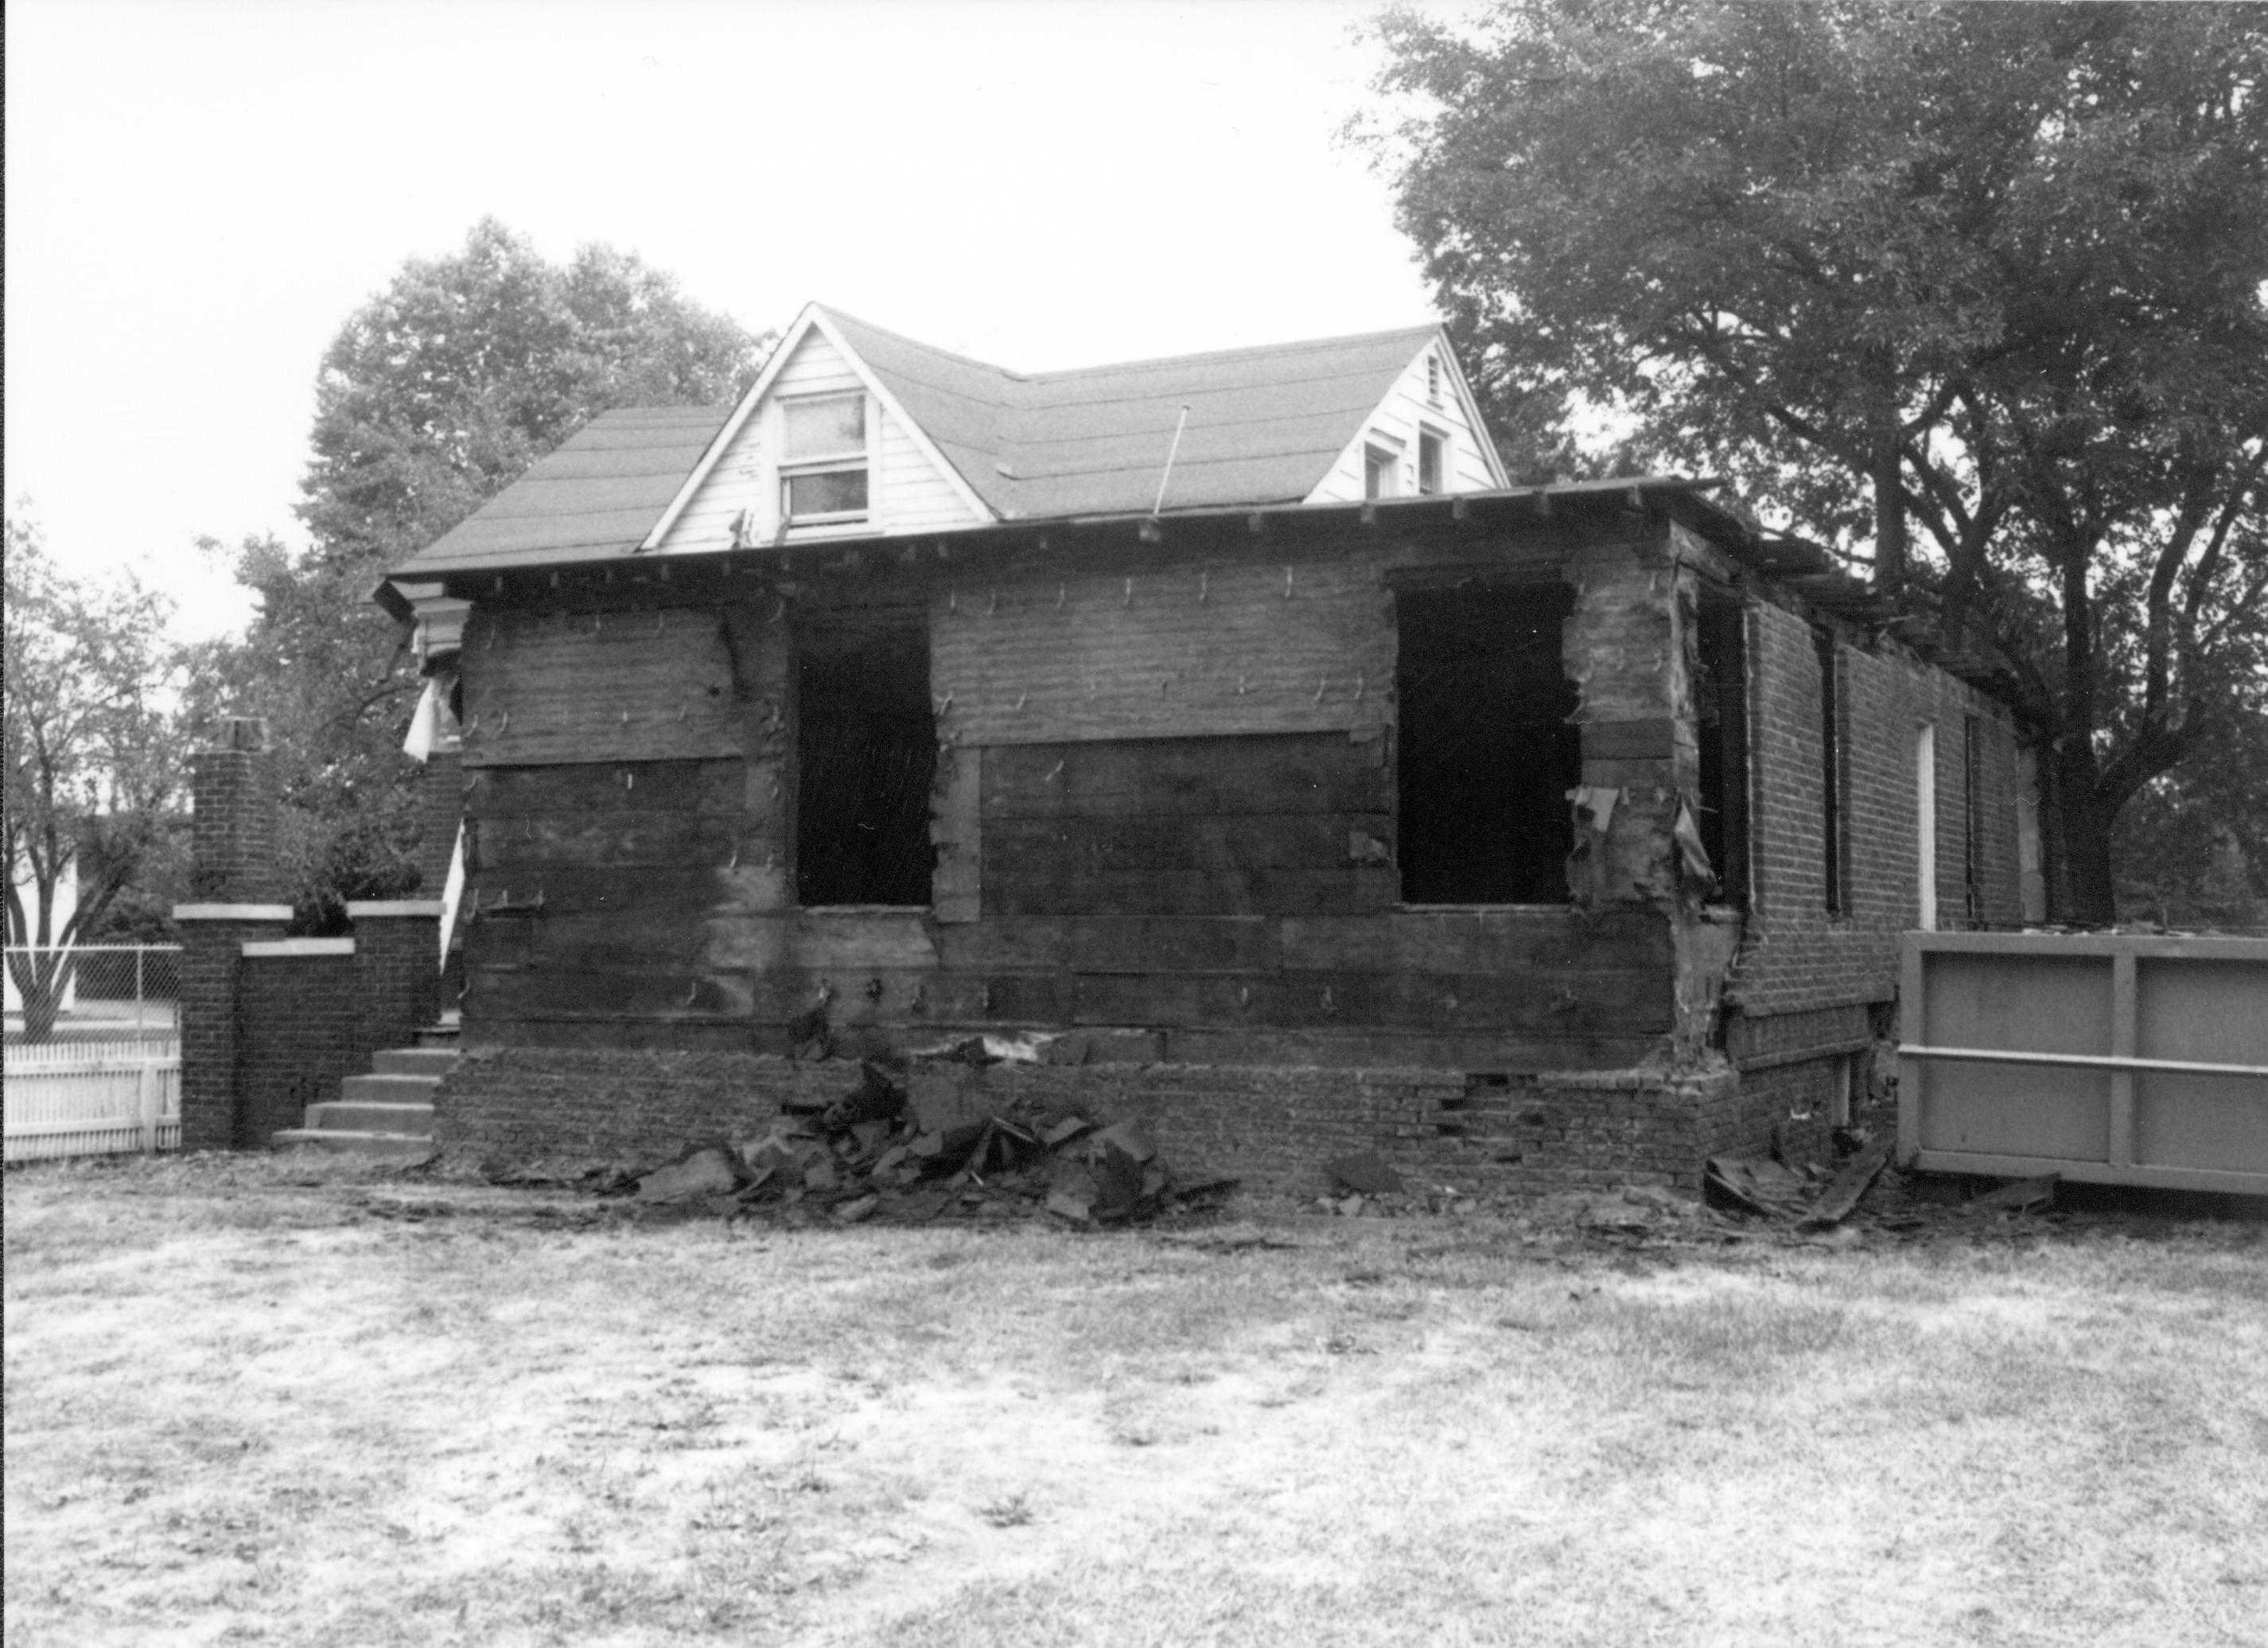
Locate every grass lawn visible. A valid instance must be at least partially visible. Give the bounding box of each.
[6,1154,2266,1647]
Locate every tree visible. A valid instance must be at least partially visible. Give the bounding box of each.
[204,220,772,926]
[4,512,189,1038]
[1361,0,2268,922]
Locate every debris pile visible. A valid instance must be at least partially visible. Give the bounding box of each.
[627,1046,1236,1226]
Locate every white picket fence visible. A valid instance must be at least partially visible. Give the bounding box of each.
[4,946,184,1163]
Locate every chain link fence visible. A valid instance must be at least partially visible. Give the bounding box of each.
[5,945,183,1160]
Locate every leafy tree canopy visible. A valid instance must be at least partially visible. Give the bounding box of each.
[1362,0,2268,922]
[204,220,773,927]
[5,511,191,1031]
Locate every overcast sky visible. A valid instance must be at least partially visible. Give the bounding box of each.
[6,0,1446,640]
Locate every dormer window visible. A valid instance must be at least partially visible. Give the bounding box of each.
[781,393,869,521]
[1364,441,1401,500]
[1418,428,1446,495]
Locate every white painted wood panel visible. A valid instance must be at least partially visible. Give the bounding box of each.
[1305,341,1504,504]
[659,329,981,552]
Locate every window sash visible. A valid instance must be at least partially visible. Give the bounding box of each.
[784,394,866,462]
[784,467,869,519]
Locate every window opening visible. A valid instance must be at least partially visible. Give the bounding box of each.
[1396,583,1580,903]
[1815,629,1843,914]
[795,608,935,906]
[1694,597,1749,906]
[1418,430,1445,495]
[1364,442,1399,501]
[780,393,869,522]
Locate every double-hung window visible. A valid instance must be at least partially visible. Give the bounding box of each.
[780,393,869,523]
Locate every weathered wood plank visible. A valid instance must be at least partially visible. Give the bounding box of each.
[465,862,791,921]
[986,867,1399,918]
[460,605,745,767]
[465,759,747,817]
[984,734,1390,819]
[929,743,982,922]
[932,562,1395,746]
[469,964,753,1021]
[936,921,1073,971]
[1278,910,1671,973]
[1065,917,1280,974]
[471,812,741,873]
[1581,719,1676,759]
[986,813,1387,875]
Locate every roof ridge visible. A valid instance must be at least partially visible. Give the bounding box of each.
[1022,324,1442,384]
[821,304,1441,388]
[819,306,1033,385]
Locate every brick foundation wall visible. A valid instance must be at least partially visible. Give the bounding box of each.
[237,949,363,1146]
[348,908,442,1051]
[436,1044,1745,1198]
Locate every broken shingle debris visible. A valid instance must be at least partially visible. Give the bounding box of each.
[624,1052,1235,1229]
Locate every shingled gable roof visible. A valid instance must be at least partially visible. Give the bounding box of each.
[395,403,733,575]
[816,308,1462,519]
[393,306,1489,580]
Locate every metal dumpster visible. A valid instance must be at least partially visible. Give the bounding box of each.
[1899,932,2268,1194]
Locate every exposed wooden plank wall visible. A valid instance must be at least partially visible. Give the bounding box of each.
[930,561,1393,746]
[455,523,1688,1068]
[459,605,743,767]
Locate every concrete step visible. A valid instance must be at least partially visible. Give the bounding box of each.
[304,1100,434,1134]
[372,1046,460,1077]
[340,1072,444,1106]
[272,1128,437,1161]
[416,1020,461,1049]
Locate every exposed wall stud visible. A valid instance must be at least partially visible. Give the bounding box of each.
[1285,567,1294,598]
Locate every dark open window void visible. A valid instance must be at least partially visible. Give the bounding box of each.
[1694,597,1750,906]
[1815,627,1845,914]
[795,609,936,906]
[1395,583,1580,903]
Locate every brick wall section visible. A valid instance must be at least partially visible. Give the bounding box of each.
[188,740,282,903]
[1725,600,2029,1126]
[177,917,285,1150]
[236,953,362,1146]
[352,913,441,1051]
[417,752,464,895]
[436,1045,1744,1197]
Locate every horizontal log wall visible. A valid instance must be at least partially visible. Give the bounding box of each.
[452,523,1686,1072]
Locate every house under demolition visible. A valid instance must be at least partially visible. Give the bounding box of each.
[378,305,2040,1190]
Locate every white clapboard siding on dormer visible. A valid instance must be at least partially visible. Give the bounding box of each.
[875,407,982,533]
[656,329,983,553]
[1304,340,1503,504]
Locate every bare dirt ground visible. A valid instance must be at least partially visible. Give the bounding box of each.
[6,1153,2266,1647]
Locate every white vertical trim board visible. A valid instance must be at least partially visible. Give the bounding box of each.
[1916,723,1938,932]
